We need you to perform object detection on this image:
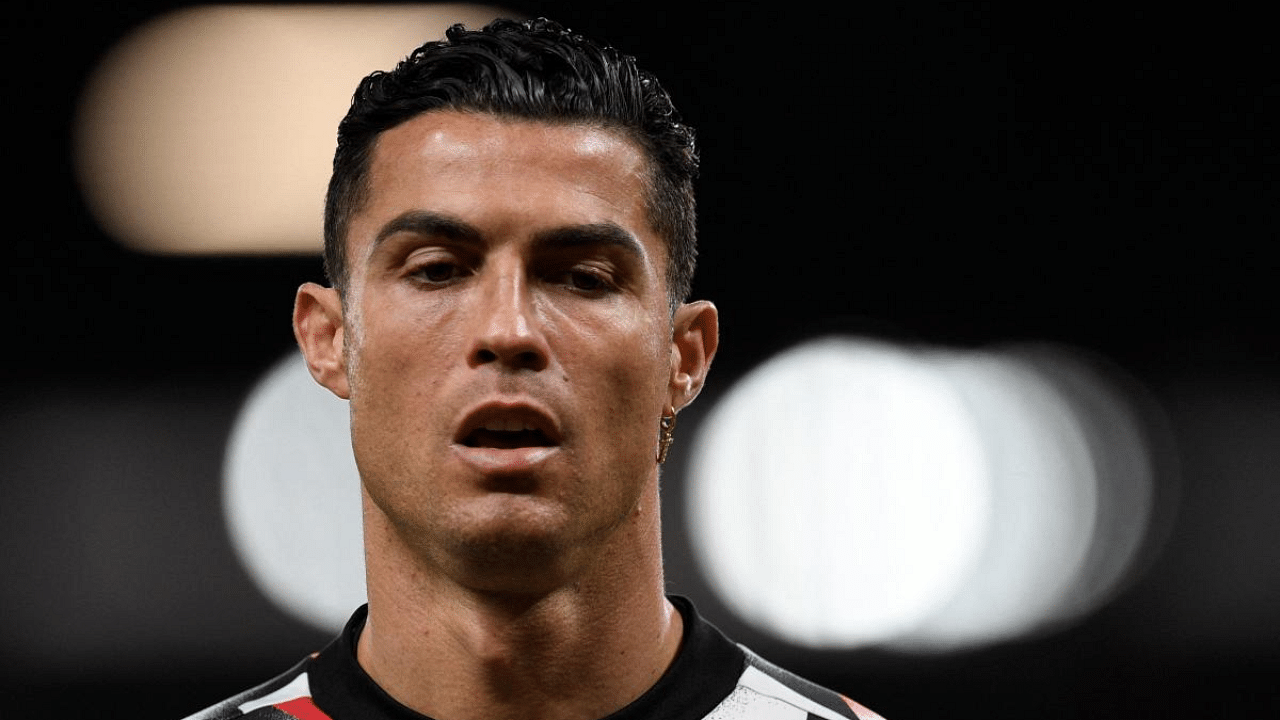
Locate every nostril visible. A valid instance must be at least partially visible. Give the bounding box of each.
[469,334,548,370]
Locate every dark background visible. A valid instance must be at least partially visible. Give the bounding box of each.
[4,2,1278,718]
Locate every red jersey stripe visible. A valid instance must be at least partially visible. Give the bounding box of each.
[274,697,334,720]
[842,694,888,720]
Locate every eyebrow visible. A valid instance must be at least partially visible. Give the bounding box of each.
[371,210,483,251]
[531,222,647,262]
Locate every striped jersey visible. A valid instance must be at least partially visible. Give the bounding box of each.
[181,597,885,720]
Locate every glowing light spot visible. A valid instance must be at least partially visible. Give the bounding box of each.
[223,351,364,632]
[892,349,1098,650]
[73,4,515,255]
[685,336,1166,652]
[686,338,992,647]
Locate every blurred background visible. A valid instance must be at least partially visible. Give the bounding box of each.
[4,2,1279,718]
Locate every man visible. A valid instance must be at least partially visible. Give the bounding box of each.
[185,18,884,720]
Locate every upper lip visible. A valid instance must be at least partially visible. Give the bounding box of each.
[454,400,563,446]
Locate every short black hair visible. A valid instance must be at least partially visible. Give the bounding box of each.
[323,17,699,310]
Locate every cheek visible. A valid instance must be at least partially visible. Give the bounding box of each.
[355,297,459,371]
[345,315,452,440]
[592,326,670,422]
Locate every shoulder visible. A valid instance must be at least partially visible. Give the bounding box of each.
[667,596,886,720]
[712,645,887,720]
[179,655,330,720]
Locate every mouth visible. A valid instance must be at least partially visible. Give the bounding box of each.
[456,404,562,450]
[462,425,556,449]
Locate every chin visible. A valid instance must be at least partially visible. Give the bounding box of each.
[443,529,578,596]
[444,497,630,590]
[446,496,575,556]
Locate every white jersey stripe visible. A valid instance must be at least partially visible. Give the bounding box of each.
[704,684,808,720]
[737,665,851,720]
[238,671,312,714]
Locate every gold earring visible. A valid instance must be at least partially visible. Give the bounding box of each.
[657,412,677,464]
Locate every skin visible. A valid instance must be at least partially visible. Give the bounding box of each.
[293,110,718,720]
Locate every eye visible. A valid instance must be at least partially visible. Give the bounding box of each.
[565,270,606,292]
[553,267,614,294]
[411,260,467,285]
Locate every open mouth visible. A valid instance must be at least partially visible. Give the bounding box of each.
[457,408,561,450]
[462,427,556,449]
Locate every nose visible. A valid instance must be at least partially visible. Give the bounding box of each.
[467,265,549,371]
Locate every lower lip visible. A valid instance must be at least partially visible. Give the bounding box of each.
[452,445,560,474]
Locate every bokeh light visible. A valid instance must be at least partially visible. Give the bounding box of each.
[223,351,363,633]
[686,336,1167,652]
[73,4,513,255]
[686,339,992,647]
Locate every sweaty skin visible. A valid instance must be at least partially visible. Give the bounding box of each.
[293,110,718,720]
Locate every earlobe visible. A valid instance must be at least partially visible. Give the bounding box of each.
[293,283,351,399]
[668,300,719,411]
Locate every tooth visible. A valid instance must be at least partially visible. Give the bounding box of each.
[475,417,545,434]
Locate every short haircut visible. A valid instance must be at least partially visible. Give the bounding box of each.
[323,17,700,310]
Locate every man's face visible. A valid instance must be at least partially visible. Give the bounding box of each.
[305,111,703,586]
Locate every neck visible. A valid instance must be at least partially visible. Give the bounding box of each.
[356,481,683,720]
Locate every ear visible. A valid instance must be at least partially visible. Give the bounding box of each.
[293,282,351,399]
[668,300,719,412]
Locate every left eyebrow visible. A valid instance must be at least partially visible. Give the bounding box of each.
[530,222,647,261]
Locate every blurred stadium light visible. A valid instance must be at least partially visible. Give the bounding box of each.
[72,3,514,255]
[685,336,1170,652]
[224,352,365,632]
[685,339,992,648]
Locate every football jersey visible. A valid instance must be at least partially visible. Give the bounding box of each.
[182,597,884,720]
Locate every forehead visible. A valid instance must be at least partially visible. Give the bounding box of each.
[354,111,659,259]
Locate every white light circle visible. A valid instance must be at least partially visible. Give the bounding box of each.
[223,351,366,632]
[891,350,1099,650]
[686,338,992,648]
[1000,344,1159,627]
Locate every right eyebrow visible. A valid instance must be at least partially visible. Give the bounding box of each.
[370,210,484,251]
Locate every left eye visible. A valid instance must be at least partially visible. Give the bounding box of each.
[556,270,609,292]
